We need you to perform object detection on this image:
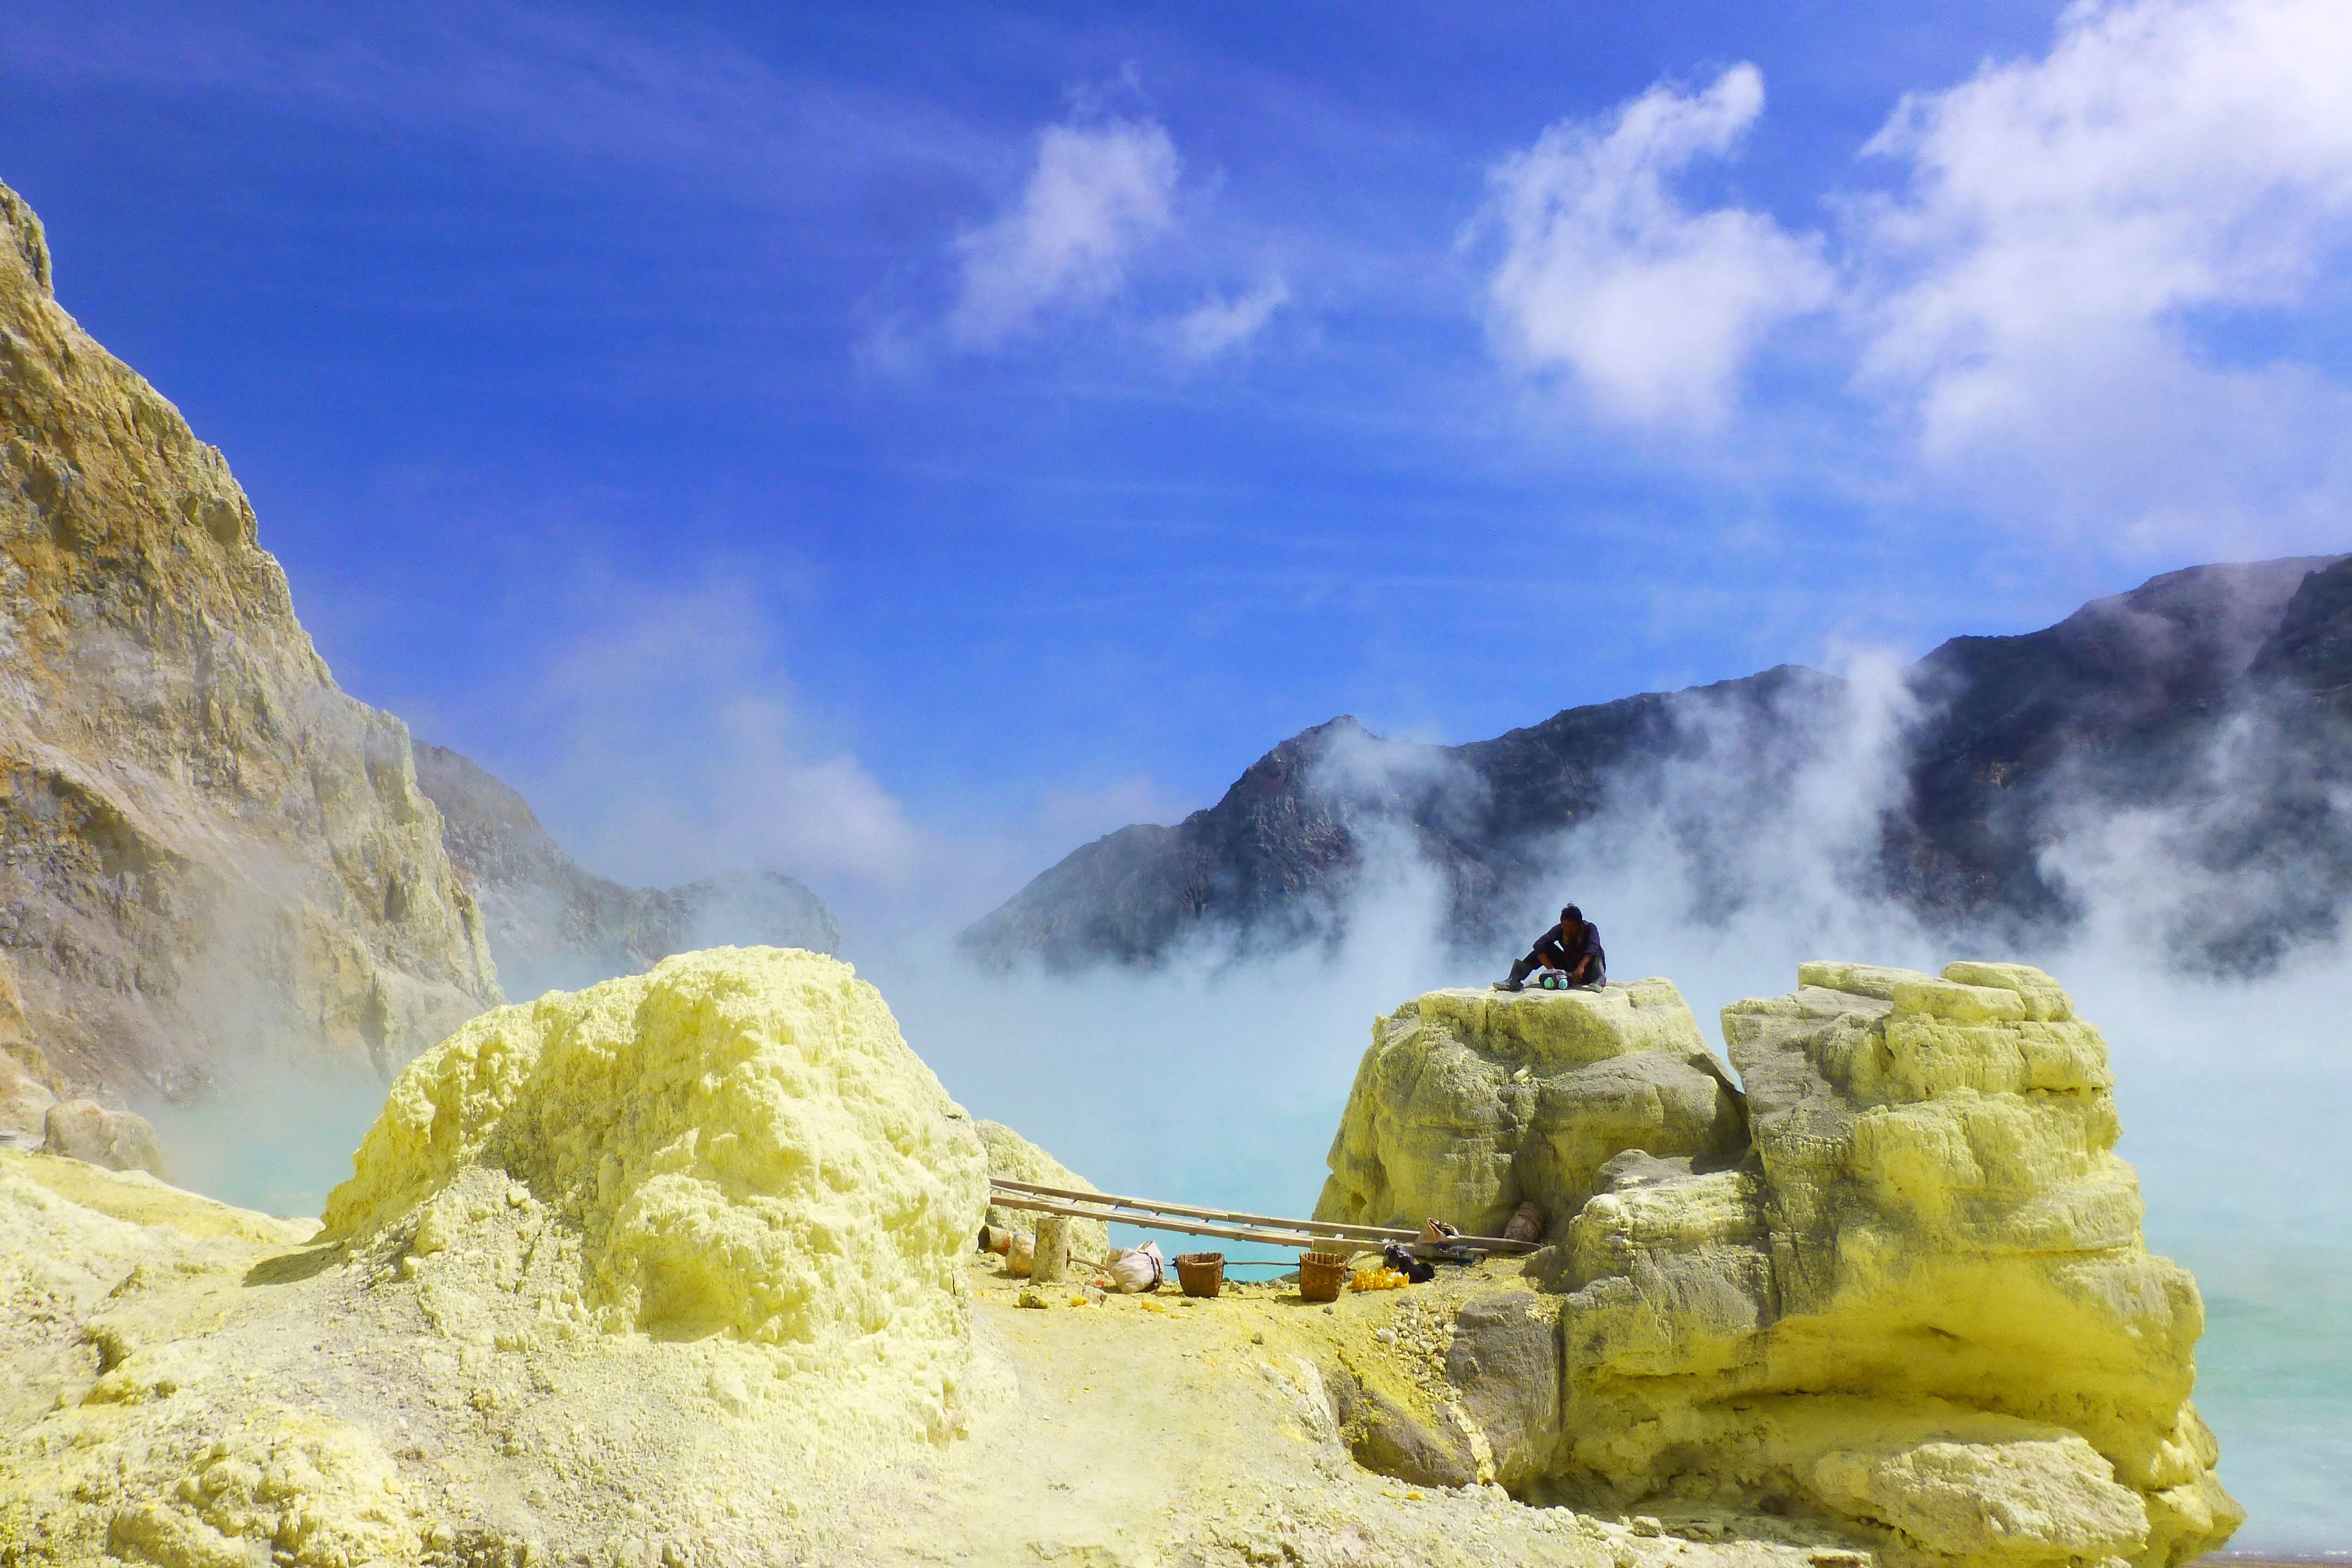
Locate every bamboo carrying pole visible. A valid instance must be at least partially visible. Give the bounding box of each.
[986,1180,1538,1257]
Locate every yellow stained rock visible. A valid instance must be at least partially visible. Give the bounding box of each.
[975,1118,1110,1261]
[1553,959,2239,1567]
[326,947,988,1369]
[1315,979,1747,1238]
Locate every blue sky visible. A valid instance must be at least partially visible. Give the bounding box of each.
[7,0,2352,927]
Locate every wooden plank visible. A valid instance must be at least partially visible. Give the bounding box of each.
[986,1193,1377,1255]
[988,1177,1536,1253]
[990,1176,1416,1242]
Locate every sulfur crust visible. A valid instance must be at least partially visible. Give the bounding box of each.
[0,947,1004,1568]
[323,945,989,1361]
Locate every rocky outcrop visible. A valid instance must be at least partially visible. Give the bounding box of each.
[413,739,840,1001]
[1319,963,2239,1568]
[967,558,2352,975]
[0,179,499,1106]
[38,1098,164,1177]
[1315,981,1747,1241]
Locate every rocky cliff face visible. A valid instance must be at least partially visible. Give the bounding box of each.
[1311,964,2238,1567]
[0,178,499,1121]
[967,558,2352,974]
[412,739,840,1001]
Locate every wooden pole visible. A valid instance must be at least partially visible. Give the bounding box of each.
[1030,1214,1071,1284]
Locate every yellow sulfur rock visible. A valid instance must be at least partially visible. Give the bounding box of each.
[1315,980,1746,1239]
[1551,959,2239,1567]
[324,946,988,1368]
[1,947,1004,1567]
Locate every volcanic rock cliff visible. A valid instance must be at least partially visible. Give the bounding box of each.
[0,178,499,1124]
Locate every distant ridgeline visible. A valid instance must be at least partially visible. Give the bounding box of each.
[412,741,841,1002]
[964,554,2352,976]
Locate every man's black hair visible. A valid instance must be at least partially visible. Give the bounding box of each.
[1561,904,1582,924]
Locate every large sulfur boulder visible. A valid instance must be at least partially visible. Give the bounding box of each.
[1315,981,1747,1240]
[324,948,987,1373]
[1550,960,2239,1567]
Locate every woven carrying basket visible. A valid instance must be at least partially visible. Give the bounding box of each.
[1175,1252,1225,1298]
[1298,1250,1349,1303]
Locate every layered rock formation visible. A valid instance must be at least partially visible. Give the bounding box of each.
[0,179,499,1116]
[413,739,840,1001]
[967,556,2352,975]
[1313,964,2240,1567]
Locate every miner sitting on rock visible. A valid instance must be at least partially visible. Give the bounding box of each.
[1493,905,1605,992]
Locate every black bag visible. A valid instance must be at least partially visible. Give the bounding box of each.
[1382,1242,1436,1283]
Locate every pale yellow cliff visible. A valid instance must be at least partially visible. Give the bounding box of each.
[0,179,498,1119]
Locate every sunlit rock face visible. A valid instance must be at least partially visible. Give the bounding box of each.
[1314,980,1749,1241]
[2,948,997,1568]
[1318,963,2240,1567]
[0,179,499,1102]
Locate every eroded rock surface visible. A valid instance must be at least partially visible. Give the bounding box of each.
[39,1098,164,1177]
[3,947,1001,1567]
[0,179,499,1108]
[1315,981,1747,1240]
[1324,962,2240,1568]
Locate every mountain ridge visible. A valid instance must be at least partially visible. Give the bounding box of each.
[412,740,840,999]
[965,554,2352,974]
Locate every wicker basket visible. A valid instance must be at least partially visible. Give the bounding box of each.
[1298,1250,1349,1303]
[1175,1252,1225,1298]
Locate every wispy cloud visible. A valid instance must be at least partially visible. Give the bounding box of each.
[1471,1,2352,544]
[1474,63,1834,431]
[1167,278,1290,362]
[947,117,1181,349]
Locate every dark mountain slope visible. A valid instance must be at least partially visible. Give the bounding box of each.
[1885,555,2339,920]
[967,556,2352,974]
[961,666,1846,969]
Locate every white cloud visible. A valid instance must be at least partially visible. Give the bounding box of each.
[1168,278,1289,362]
[1477,63,1834,431]
[515,578,933,902]
[948,117,1180,348]
[1849,0,2352,544]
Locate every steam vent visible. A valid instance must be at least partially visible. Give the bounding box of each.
[2,950,2238,1567]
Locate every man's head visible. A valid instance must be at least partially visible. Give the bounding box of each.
[1560,904,1583,928]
